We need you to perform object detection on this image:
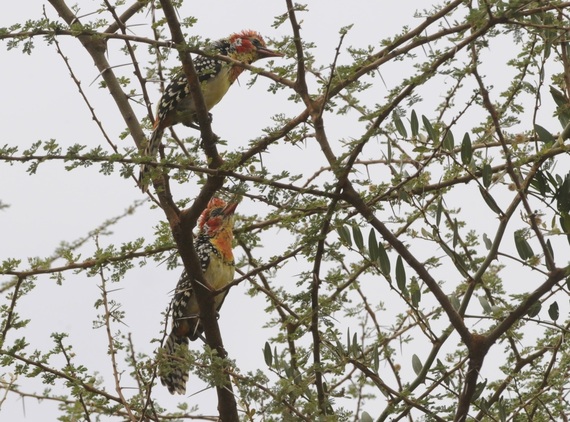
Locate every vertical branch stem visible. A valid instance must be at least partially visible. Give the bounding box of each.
[310,195,341,414]
[155,1,236,419]
[99,268,136,421]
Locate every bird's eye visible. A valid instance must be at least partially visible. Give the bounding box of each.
[251,38,263,49]
[210,208,224,217]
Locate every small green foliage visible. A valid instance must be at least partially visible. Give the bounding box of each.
[534,124,555,144]
[263,341,273,367]
[393,112,407,138]
[352,226,364,251]
[481,163,492,188]
[410,109,419,136]
[550,85,570,128]
[395,256,406,293]
[482,233,492,250]
[461,133,472,165]
[527,301,541,318]
[548,301,559,321]
[377,241,391,276]
[514,230,534,260]
[422,115,438,144]
[479,186,503,215]
[410,278,421,307]
[450,295,461,311]
[337,225,352,247]
[412,354,422,375]
[368,229,379,261]
[479,296,492,314]
[471,379,487,402]
[442,129,454,151]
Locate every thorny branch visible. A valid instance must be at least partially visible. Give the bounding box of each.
[154,1,238,420]
[4,1,570,421]
[47,0,147,149]
[98,267,136,421]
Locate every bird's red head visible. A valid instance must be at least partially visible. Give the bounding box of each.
[198,198,238,236]
[228,30,284,61]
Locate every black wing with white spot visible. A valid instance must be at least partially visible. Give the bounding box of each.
[155,51,225,125]
[169,234,215,339]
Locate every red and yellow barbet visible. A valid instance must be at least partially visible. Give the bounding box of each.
[139,30,283,192]
[160,198,238,395]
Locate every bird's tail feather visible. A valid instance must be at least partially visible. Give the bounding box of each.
[159,331,190,395]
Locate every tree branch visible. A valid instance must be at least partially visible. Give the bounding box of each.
[155,1,236,419]
[47,0,146,149]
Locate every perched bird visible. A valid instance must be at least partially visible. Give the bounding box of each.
[160,198,238,395]
[139,30,283,192]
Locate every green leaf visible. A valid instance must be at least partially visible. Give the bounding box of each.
[352,226,364,251]
[498,396,507,422]
[283,364,292,378]
[337,226,352,246]
[534,124,555,144]
[482,233,492,250]
[556,175,570,214]
[377,242,391,275]
[395,256,406,292]
[450,295,461,311]
[452,218,459,248]
[550,86,570,128]
[461,133,472,165]
[440,242,470,278]
[333,334,344,357]
[263,341,273,367]
[514,230,534,260]
[435,197,443,227]
[361,411,374,422]
[560,213,570,246]
[411,354,422,375]
[479,186,503,215]
[548,301,559,321]
[386,136,392,161]
[544,38,552,60]
[348,333,360,357]
[368,229,379,261]
[546,239,554,262]
[530,170,549,196]
[471,379,487,402]
[372,346,379,372]
[479,296,492,314]
[399,189,410,203]
[561,212,570,232]
[393,112,407,138]
[443,129,454,151]
[422,115,437,143]
[482,163,492,188]
[410,110,419,136]
[550,85,568,107]
[410,278,421,307]
[527,301,541,318]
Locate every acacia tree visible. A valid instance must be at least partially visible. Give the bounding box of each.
[2,0,570,420]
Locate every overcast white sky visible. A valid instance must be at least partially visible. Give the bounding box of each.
[2,1,567,420]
